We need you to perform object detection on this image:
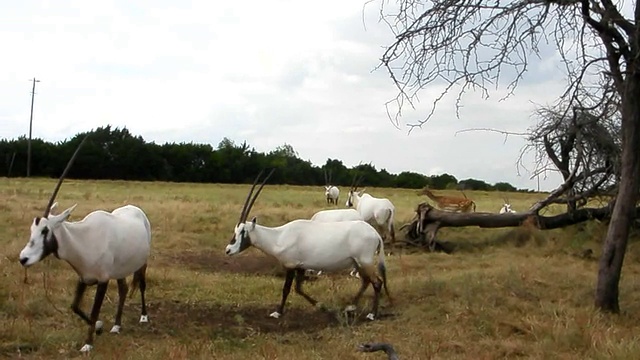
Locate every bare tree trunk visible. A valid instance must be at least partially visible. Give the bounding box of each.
[595,73,640,312]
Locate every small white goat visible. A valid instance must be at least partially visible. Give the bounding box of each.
[324,169,339,205]
[226,169,391,321]
[18,136,152,353]
[345,176,396,244]
[309,208,364,277]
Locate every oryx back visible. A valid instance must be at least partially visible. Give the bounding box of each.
[357,195,395,227]
[265,220,381,272]
[310,208,363,222]
[68,205,151,282]
[107,205,151,279]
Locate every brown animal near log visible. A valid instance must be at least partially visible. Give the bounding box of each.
[417,187,476,213]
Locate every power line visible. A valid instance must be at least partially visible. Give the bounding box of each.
[27,77,40,177]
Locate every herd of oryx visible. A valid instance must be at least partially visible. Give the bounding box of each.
[16,137,517,355]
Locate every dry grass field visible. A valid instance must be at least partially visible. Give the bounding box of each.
[1,177,640,359]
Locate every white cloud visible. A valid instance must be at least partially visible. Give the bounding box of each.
[0,1,571,191]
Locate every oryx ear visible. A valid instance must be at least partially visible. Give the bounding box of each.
[50,202,59,214]
[247,216,257,231]
[49,203,77,225]
[358,189,366,196]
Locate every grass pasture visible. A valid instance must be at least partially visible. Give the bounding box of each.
[1,178,640,359]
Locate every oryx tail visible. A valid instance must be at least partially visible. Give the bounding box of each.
[386,208,395,245]
[376,237,391,302]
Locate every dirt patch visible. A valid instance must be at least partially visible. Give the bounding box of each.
[124,299,347,339]
[162,250,286,277]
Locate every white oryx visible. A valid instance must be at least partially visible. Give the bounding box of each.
[324,169,340,205]
[310,208,363,222]
[499,197,517,214]
[18,135,152,353]
[309,208,364,277]
[225,169,391,321]
[345,175,396,245]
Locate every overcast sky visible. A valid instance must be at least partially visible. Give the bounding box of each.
[0,1,569,191]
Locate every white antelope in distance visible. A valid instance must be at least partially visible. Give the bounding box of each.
[499,197,517,214]
[345,175,396,245]
[18,135,152,353]
[225,169,391,321]
[324,169,340,205]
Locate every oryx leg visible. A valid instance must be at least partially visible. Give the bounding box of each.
[294,269,318,306]
[347,270,371,312]
[271,269,295,319]
[71,281,103,334]
[135,264,149,323]
[80,281,109,352]
[110,278,128,334]
[369,278,383,321]
[347,263,382,321]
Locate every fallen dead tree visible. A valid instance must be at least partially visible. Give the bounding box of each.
[399,202,634,253]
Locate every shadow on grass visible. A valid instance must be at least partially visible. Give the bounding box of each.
[122,299,391,340]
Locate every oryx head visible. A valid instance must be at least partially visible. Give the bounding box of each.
[19,135,88,267]
[225,168,275,256]
[345,173,364,208]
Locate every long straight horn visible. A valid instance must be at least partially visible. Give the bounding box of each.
[43,134,89,218]
[349,172,358,190]
[238,169,266,224]
[243,168,275,220]
[324,169,328,186]
[353,174,364,191]
[328,169,332,185]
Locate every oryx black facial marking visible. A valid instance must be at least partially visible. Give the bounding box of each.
[229,227,251,250]
[41,231,59,259]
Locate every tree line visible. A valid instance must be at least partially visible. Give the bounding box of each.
[0,126,526,191]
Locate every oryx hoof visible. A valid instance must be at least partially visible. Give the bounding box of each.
[366,313,375,321]
[345,305,357,312]
[110,325,121,334]
[269,311,282,319]
[95,320,104,335]
[139,315,149,323]
[79,344,93,352]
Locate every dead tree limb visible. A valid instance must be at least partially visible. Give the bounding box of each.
[403,202,634,251]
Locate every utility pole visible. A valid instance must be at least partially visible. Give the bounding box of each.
[27,77,40,177]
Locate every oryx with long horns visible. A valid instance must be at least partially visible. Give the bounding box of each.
[18,135,152,353]
[499,196,517,214]
[345,174,396,245]
[225,169,391,321]
[323,169,339,205]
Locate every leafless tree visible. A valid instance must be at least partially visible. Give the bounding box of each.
[377,0,640,313]
[522,103,621,212]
